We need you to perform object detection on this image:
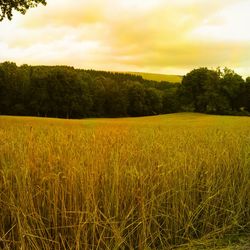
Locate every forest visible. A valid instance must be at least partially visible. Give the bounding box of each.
[0,61,249,118]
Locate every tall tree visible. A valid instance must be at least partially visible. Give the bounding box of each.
[0,61,22,115]
[89,76,107,116]
[126,81,146,116]
[0,0,46,20]
[219,68,245,112]
[162,87,180,114]
[179,68,221,112]
[28,68,50,117]
[144,87,163,115]
[244,77,250,112]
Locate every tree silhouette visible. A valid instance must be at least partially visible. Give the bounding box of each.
[0,0,46,20]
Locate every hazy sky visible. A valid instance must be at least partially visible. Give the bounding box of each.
[1,0,250,76]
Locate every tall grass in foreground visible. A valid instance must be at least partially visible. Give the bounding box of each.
[0,114,249,249]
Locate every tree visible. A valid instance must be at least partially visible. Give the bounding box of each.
[162,87,180,114]
[126,81,146,116]
[178,67,247,114]
[29,69,50,117]
[102,78,128,117]
[179,68,221,112]
[144,87,163,115]
[89,76,107,116]
[45,67,92,118]
[0,61,248,118]
[244,77,250,112]
[219,68,245,112]
[0,0,46,20]
[0,61,23,115]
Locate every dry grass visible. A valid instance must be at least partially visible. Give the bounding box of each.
[0,113,249,249]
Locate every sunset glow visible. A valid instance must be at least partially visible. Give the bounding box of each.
[1,0,250,76]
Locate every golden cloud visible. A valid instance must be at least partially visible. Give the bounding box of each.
[0,0,249,76]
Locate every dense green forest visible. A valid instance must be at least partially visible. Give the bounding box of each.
[0,62,249,118]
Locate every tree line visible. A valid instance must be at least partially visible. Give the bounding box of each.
[0,62,249,118]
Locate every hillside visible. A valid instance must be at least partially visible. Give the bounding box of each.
[127,71,183,83]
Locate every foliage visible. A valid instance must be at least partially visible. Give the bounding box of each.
[178,67,249,115]
[0,61,249,118]
[0,62,176,118]
[245,77,250,111]
[0,0,46,20]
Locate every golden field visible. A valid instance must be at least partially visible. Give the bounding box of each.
[127,72,182,83]
[0,113,249,249]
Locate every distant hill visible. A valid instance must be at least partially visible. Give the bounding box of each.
[126,72,183,83]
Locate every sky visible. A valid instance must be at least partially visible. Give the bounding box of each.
[0,0,250,77]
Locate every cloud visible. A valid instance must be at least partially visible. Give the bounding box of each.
[17,0,106,28]
[0,0,250,76]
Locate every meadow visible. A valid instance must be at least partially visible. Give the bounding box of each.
[126,72,183,83]
[0,113,249,249]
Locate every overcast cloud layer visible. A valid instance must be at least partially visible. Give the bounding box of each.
[1,0,250,76]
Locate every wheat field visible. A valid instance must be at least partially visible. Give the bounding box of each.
[0,113,249,249]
